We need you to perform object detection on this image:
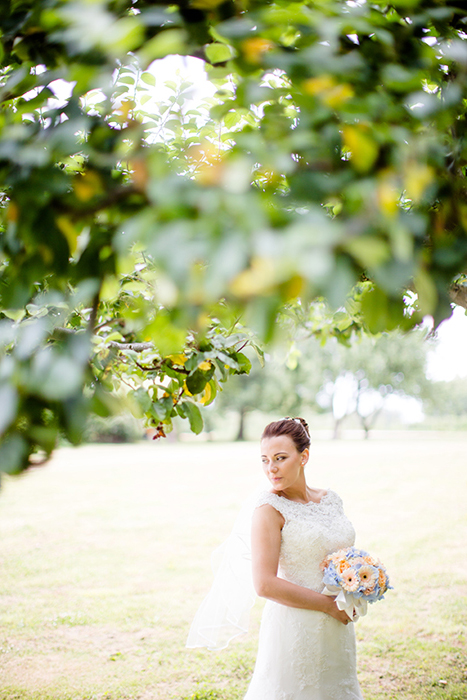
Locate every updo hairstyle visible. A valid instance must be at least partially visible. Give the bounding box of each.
[261,417,311,454]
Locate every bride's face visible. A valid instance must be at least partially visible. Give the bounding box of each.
[261,435,308,492]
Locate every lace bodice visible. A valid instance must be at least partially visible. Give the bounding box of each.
[256,490,356,592]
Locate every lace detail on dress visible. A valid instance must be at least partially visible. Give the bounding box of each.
[256,490,338,522]
[255,490,355,592]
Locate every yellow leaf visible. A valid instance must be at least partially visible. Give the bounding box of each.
[281,274,305,301]
[302,75,336,95]
[230,257,276,298]
[198,360,212,371]
[56,215,78,255]
[342,125,379,173]
[7,201,18,222]
[196,312,211,331]
[199,383,212,405]
[196,161,224,186]
[241,38,274,64]
[116,100,135,121]
[74,171,104,202]
[404,163,434,202]
[377,170,400,217]
[188,143,224,186]
[323,83,354,109]
[303,76,353,108]
[130,158,149,190]
[168,354,187,366]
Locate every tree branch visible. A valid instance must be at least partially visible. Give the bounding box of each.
[108,341,154,351]
[106,341,190,374]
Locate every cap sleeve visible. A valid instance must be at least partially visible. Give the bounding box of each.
[255,491,290,523]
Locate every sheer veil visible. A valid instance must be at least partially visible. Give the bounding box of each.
[186,489,262,651]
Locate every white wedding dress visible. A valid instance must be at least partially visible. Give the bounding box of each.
[244,490,363,700]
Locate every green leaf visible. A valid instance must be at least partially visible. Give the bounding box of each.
[182,400,203,434]
[151,396,173,421]
[0,385,18,436]
[141,72,156,87]
[184,353,203,372]
[29,426,58,455]
[138,29,187,62]
[130,387,152,416]
[0,434,28,474]
[216,351,241,370]
[230,352,252,374]
[144,314,186,356]
[28,351,85,401]
[205,43,234,65]
[186,369,209,395]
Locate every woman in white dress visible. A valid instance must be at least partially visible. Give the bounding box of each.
[187,416,363,700]
[245,417,363,700]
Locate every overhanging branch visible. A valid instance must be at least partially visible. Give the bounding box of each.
[107,341,154,351]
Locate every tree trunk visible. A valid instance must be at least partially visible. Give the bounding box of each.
[362,419,370,439]
[236,408,247,441]
[333,416,344,440]
[358,407,383,439]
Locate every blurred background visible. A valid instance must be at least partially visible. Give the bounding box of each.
[83,306,467,445]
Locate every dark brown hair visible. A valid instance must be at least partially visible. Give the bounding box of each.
[261,417,311,454]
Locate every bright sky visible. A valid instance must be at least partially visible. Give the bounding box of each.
[147,54,215,101]
[426,305,467,381]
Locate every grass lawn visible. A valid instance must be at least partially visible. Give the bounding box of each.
[0,436,466,700]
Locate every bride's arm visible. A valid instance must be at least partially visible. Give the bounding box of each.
[251,504,350,625]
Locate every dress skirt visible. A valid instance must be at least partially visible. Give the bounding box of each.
[244,600,363,700]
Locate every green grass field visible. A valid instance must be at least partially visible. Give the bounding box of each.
[0,436,466,700]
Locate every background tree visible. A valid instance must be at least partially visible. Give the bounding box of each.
[213,353,305,440]
[309,331,430,438]
[2,0,467,472]
[423,376,467,421]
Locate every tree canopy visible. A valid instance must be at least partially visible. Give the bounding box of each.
[1,0,467,472]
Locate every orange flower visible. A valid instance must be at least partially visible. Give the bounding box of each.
[336,559,351,574]
[378,568,388,593]
[363,555,378,567]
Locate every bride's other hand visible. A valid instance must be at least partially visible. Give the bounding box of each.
[325,597,353,625]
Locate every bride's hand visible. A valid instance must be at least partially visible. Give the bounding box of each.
[324,596,353,625]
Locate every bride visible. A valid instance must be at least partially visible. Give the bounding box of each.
[188,417,363,700]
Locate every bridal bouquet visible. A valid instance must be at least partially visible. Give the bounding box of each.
[321,547,391,620]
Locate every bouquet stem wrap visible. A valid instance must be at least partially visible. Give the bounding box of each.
[322,584,368,621]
